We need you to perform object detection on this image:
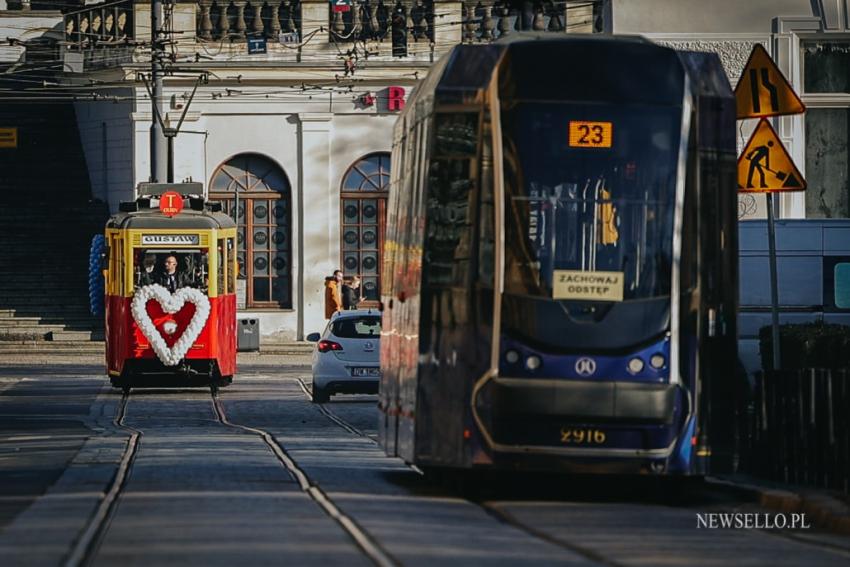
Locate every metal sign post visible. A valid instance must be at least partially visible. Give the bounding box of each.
[765,193,781,370]
[734,44,808,371]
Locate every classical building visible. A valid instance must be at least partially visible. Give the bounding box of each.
[54,0,604,340]
[3,0,846,344]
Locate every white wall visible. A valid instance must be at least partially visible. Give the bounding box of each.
[0,13,62,63]
[611,0,814,34]
[613,0,837,220]
[74,95,134,212]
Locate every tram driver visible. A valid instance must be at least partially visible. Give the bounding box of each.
[154,254,194,292]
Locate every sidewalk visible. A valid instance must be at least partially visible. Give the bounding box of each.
[708,474,850,535]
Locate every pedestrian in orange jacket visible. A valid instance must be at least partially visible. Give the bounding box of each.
[324,269,343,319]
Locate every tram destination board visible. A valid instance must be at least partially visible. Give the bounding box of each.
[141,234,200,245]
[568,121,613,148]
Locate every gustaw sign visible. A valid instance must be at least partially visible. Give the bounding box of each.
[141,234,200,245]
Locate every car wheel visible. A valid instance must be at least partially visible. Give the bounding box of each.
[312,384,330,403]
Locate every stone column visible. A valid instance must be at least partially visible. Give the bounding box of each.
[249,0,264,36]
[198,0,214,40]
[233,0,248,39]
[434,1,462,51]
[267,0,282,38]
[300,1,330,59]
[297,113,335,340]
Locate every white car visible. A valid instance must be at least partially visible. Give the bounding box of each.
[306,309,381,403]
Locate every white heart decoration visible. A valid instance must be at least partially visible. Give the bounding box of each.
[130,284,211,367]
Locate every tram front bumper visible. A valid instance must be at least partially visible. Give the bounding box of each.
[484,377,679,424]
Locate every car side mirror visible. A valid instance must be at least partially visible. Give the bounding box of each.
[306,332,320,342]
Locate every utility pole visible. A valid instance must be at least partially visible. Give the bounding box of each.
[150,0,168,183]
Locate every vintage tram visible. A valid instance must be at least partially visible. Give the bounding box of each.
[100,183,238,389]
[379,35,741,476]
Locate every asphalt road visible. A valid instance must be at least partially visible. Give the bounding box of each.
[0,359,848,566]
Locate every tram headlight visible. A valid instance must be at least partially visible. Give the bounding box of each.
[649,354,666,369]
[505,349,520,364]
[627,357,645,374]
[163,320,178,335]
[525,355,542,371]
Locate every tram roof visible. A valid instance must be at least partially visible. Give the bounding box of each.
[416,34,688,109]
[107,208,236,230]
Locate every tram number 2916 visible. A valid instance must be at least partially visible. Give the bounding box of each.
[560,428,606,444]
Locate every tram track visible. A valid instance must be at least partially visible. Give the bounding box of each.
[293,376,850,564]
[63,393,141,567]
[209,388,399,567]
[295,377,628,566]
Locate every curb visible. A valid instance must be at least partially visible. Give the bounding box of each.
[708,476,850,536]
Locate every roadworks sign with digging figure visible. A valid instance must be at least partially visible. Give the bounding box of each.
[737,118,806,193]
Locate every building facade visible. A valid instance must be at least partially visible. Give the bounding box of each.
[7,0,846,343]
[59,0,603,341]
[612,0,850,222]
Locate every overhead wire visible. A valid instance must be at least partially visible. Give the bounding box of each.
[0,0,599,103]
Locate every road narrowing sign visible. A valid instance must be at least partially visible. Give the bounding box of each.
[734,44,805,119]
[737,118,805,193]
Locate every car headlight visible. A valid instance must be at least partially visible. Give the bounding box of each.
[505,349,520,364]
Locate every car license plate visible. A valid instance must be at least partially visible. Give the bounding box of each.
[352,367,380,377]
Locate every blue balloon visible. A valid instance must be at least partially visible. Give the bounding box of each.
[88,235,106,316]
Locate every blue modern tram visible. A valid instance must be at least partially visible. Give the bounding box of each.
[379,34,741,476]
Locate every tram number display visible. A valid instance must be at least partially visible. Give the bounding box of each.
[560,428,606,444]
[568,121,613,148]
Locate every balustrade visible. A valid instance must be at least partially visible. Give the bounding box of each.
[64,3,134,50]
[461,0,602,42]
[197,0,301,41]
[328,1,434,47]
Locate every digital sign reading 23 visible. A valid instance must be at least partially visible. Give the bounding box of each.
[569,121,613,148]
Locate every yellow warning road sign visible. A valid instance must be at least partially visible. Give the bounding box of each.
[734,44,805,119]
[0,127,17,149]
[738,118,805,193]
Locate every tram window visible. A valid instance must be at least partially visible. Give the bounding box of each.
[217,238,226,294]
[226,237,236,293]
[502,103,679,300]
[425,158,474,287]
[434,113,478,156]
[132,250,210,293]
[116,237,125,296]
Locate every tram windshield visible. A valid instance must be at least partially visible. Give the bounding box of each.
[133,249,209,293]
[499,102,683,350]
[503,102,681,302]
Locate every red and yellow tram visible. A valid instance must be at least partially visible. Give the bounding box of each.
[102,183,237,388]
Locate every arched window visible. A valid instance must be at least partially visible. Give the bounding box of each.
[210,153,292,309]
[340,153,391,302]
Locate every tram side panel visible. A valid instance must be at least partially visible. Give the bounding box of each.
[680,51,740,473]
[214,294,237,377]
[382,108,429,462]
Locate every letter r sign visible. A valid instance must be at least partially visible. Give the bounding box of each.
[388,86,405,111]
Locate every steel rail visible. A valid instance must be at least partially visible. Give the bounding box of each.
[63,393,141,567]
[210,389,399,567]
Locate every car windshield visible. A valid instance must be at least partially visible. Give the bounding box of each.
[331,316,381,339]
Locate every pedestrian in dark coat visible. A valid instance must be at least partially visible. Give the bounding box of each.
[342,276,361,310]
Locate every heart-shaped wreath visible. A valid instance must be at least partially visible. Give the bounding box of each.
[130,284,211,366]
